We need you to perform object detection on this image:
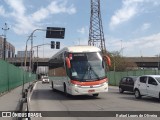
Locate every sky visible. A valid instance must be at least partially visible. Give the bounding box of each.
[0,0,160,58]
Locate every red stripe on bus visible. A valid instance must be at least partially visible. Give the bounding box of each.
[71,78,108,86]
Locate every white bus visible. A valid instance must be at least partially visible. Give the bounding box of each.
[48,45,109,97]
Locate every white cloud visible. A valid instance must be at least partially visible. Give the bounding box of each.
[0,5,5,16]
[31,8,49,22]
[66,4,76,14]
[132,22,151,35]
[141,23,151,31]
[12,17,36,35]
[30,0,76,23]
[4,0,76,35]
[109,0,160,29]
[109,0,140,29]
[5,0,36,34]
[152,0,160,6]
[110,7,137,29]
[107,32,160,56]
[48,1,76,15]
[5,0,25,15]
[77,26,88,34]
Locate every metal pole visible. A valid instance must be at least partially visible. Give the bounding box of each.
[2,23,9,60]
[3,38,6,60]
[114,59,115,72]
[22,28,56,94]
[158,54,159,69]
[27,28,60,73]
[29,29,44,73]
[24,43,28,70]
[37,46,38,75]
[31,34,33,73]
[158,54,160,74]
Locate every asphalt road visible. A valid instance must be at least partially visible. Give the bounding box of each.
[29,81,160,120]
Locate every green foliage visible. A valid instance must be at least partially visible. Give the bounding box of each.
[108,51,137,71]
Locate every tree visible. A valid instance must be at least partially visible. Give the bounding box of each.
[108,51,137,71]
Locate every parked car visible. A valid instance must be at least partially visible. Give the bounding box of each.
[42,76,50,83]
[134,75,160,99]
[119,76,138,93]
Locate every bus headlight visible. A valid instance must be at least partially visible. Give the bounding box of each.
[100,82,106,86]
[71,83,81,87]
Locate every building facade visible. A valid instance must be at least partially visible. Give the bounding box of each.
[17,51,31,58]
[0,37,15,59]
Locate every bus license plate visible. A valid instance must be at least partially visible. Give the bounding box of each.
[88,90,95,93]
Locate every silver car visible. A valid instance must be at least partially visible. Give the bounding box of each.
[134,75,160,99]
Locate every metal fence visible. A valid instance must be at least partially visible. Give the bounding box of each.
[108,70,159,86]
[0,59,36,94]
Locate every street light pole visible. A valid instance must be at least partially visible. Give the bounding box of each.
[2,23,9,60]
[24,37,31,71]
[158,54,159,71]
[24,29,45,72]
[25,28,63,73]
[28,29,47,73]
[37,46,38,66]
[31,43,50,74]
[22,28,64,96]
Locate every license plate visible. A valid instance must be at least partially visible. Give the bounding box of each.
[88,90,95,93]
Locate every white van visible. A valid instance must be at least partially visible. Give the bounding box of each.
[134,75,160,99]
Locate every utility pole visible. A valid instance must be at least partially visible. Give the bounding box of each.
[2,23,9,60]
[30,33,34,73]
[36,46,39,74]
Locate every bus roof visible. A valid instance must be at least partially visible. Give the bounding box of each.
[49,45,101,60]
[64,45,101,53]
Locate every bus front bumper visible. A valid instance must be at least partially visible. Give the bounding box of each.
[68,82,108,95]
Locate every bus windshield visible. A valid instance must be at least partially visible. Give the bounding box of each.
[69,52,106,81]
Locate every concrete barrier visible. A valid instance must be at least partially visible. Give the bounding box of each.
[16,81,37,120]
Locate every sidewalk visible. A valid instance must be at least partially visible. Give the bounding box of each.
[0,83,30,111]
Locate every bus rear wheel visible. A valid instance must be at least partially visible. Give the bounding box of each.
[93,93,99,97]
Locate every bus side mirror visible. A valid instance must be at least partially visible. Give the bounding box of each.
[65,57,71,69]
